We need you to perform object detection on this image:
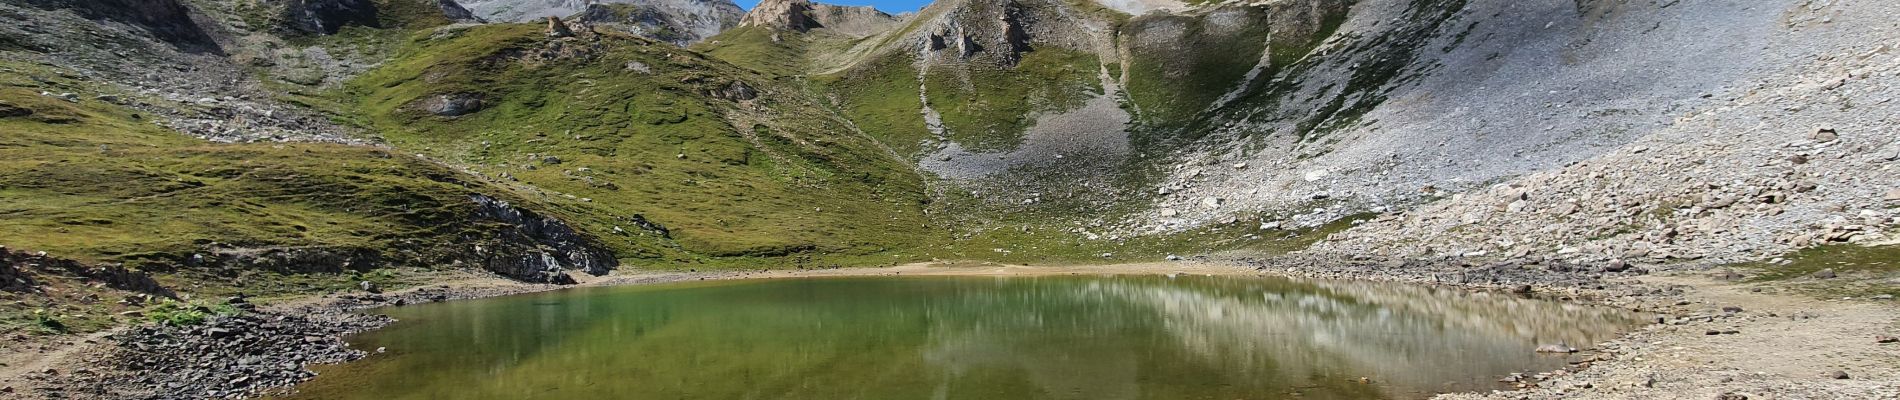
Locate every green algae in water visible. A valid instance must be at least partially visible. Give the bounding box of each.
[285,275,1639,399]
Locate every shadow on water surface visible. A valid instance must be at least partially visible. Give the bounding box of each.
[282,274,1640,400]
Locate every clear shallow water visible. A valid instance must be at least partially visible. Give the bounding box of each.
[285,275,1639,400]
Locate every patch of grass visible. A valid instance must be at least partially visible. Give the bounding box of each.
[917,48,1102,152]
[815,54,932,157]
[693,26,814,76]
[1742,244,1900,291]
[1122,8,1274,127]
[143,299,240,326]
[0,59,610,296]
[30,308,67,333]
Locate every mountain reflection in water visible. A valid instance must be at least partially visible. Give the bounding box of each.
[284,274,1638,400]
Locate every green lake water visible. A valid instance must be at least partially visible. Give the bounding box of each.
[283,274,1639,400]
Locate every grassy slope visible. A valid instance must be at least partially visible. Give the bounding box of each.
[919,48,1102,152]
[1121,8,1273,130]
[0,60,573,333]
[343,24,939,266]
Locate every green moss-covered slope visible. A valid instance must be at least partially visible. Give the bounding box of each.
[343,24,939,263]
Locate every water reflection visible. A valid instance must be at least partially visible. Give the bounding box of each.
[916,276,1635,399]
[284,275,1637,400]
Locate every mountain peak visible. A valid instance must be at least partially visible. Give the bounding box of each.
[738,0,899,37]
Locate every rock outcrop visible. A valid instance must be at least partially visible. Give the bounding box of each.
[467,194,617,284]
[15,0,226,54]
[272,0,480,35]
[1,247,173,297]
[570,1,744,46]
[274,0,382,35]
[738,0,901,38]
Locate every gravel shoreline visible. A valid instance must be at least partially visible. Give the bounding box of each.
[6,259,1894,400]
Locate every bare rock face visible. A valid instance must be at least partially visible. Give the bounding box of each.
[739,0,820,31]
[738,0,900,38]
[15,0,226,54]
[461,0,742,45]
[546,15,576,37]
[897,0,1103,66]
[571,1,744,46]
[274,0,382,35]
[436,0,481,22]
[423,92,486,116]
[466,194,617,284]
[271,0,480,35]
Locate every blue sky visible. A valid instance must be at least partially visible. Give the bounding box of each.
[731,0,932,14]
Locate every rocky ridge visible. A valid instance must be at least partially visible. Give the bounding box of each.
[566,0,744,45]
[738,0,901,38]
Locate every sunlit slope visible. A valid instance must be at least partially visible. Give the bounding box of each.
[343,23,939,262]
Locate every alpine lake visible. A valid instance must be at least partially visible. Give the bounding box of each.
[280,273,1640,400]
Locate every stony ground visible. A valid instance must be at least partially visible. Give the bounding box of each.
[1147,0,1900,258]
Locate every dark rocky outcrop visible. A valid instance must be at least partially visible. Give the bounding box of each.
[275,0,383,35]
[423,92,486,116]
[435,0,480,22]
[467,194,617,284]
[0,247,173,298]
[272,0,480,35]
[0,101,33,118]
[713,81,758,101]
[17,0,225,54]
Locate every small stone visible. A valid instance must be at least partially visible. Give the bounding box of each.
[1812,269,1836,279]
[1876,336,1897,344]
[1721,306,1742,313]
[1534,343,1577,353]
[546,16,575,37]
[1809,126,1838,142]
[1715,393,1747,400]
[1826,370,1849,380]
[1511,285,1534,295]
[358,281,382,294]
[1885,189,1900,202]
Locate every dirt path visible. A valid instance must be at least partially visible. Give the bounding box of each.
[1444,272,1900,399]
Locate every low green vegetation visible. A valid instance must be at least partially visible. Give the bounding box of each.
[815,54,933,157]
[144,299,241,326]
[342,24,939,263]
[1741,244,1900,298]
[1122,9,1272,127]
[918,48,1102,152]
